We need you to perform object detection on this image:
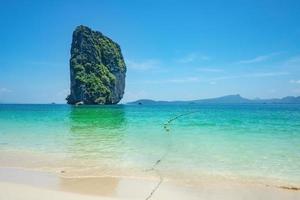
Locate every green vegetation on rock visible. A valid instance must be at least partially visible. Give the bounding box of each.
[67,25,126,105]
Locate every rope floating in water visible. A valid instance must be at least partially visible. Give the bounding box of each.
[144,110,199,200]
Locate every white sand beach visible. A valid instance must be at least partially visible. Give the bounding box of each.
[0,167,299,200]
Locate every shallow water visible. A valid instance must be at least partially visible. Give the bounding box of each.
[0,104,300,186]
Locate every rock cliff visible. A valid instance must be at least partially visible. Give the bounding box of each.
[67,25,126,105]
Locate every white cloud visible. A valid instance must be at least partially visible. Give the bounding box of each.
[237,55,270,64]
[250,72,289,77]
[177,53,210,63]
[140,71,288,85]
[210,71,289,81]
[126,59,161,71]
[236,52,281,64]
[290,80,300,84]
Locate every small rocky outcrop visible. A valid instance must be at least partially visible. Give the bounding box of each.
[67,25,126,105]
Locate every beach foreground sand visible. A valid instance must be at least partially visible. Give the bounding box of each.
[0,168,299,200]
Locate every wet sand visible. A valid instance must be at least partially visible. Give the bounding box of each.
[0,167,299,200]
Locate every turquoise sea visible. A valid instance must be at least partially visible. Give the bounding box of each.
[0,104,300,186]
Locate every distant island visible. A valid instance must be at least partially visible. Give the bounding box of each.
[66,25,126,105]
[128,94,300,105]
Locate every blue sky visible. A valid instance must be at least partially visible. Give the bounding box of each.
[0,0,300,103]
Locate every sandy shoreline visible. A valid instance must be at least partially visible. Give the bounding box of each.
[0,167,299,200]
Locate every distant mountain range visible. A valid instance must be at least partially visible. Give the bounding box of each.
[128,94,300,105]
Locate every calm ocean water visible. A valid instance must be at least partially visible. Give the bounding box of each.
[0,104,300,186]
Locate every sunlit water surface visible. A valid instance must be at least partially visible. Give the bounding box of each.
[0,104,299,186]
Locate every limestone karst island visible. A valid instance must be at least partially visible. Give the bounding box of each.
[66,25,126,105]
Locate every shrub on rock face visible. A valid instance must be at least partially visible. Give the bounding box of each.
[67,25,126,105]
